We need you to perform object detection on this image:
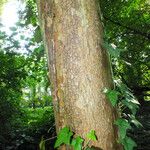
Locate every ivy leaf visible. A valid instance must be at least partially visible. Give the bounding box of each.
[115,119,131,140]
[122,100,139,115]
[71,136,84,150]
[106,90,119,106]
[39,137,45,150]
[129,115,143,127]
[54,127,73,148]
[122,136,137,150]
[129,98,140,105]
[103,42,123,58]
[85,147,95,150]
[86,130,97,141]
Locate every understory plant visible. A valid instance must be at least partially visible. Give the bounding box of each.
[40,127,97,150]
[102,41,143,150]
[104,79,142,150]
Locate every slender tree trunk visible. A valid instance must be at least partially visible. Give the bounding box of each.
[37,0,120,149]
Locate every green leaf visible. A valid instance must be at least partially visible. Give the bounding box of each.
[115,119,131,140]
[39,137,45,150]
[86,130,97,141]
[122,100,139,115]
[103,42,124,58]
[129,115,143,127]
[20,35,25,40]
[106,90,119,106]
[34,26,42,43]
[9,27,17,31]
[85,147,95,150]
[116,82,128,94]
[122,136,137,150]
[54,127,73,148]
[128,97,140,105]
[71,136,84,150]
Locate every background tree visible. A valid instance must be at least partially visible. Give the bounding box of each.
[0,50,26,149]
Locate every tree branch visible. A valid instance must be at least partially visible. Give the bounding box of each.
[103,15,150,40]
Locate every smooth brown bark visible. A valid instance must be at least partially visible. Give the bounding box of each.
[37,0,120,149]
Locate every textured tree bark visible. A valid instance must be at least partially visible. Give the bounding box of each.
[36,0,121,149]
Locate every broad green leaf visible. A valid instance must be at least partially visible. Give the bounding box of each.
[122,136,137,150]
[86,130,97,141]
[106,90,119,106]
[115,119,131,139]
[54,127,73,148]
[39,137,45,150]
[71,136,84,150]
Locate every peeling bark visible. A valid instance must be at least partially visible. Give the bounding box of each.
[36,0,121,149]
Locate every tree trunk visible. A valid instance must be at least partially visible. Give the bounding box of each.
[37,0,120,149]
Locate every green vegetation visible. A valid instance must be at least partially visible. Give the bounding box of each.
[101,0,150,104]
[48,127,96,150]
[104,80,141,150]
[101,0,150,149]
[0,1,55,149]
[0,0,149,150]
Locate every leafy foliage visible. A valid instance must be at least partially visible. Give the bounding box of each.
[0,50,26,149]
[53,127,97,150]
[115,119,131,140]
[105,79,140,149]
[100,0,150,104]
[54,127,73,148]
[104,89,119,106]
[101,3,149,147]
[71,136,84,150]
[0,1,55,150]
[86,130,97,141]
[122,136,137,150]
